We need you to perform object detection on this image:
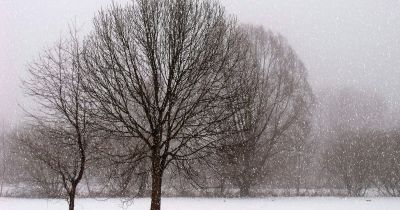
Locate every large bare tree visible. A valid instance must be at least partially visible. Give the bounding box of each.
[217,26,313,197]
[81,1,247,209]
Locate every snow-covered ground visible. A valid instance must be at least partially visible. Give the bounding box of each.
[1,197,400,210]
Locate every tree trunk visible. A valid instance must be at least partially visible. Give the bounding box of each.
[150,155,163,210]
[0,178,4,197]
[137,171,148,197]
[0,165,4,196]
[68,189,76,210]
[239,184,250,197]
[219,179,225,197]
[296,176,301,196]
[1,130,5,197]
[84,173,92,196]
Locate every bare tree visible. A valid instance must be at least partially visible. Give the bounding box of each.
[217,26,313,197]
[0,122,6,196]
[322,129,380,196]
[23,31,96,210]
[8,127,64,198]
[374,129,400,196]
[81,1,247,209]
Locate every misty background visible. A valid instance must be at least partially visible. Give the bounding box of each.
[2,0,400,206]
[2,0,400,126]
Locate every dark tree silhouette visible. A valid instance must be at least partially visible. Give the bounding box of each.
[81,1,247,209]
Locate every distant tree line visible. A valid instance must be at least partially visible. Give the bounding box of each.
[317,88,400,197]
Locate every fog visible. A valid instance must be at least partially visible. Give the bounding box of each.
[1,0,400,123]
[3,0,400,206]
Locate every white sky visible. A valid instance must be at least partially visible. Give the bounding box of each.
[1,0,400,124]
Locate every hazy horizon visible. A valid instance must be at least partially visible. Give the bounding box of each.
[2,0,400,125]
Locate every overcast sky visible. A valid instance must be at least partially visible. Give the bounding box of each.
[1,0,400,125]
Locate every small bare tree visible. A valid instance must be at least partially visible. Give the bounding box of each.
[11,127,64,197]
[23,31,96,210]
[217,26,313,197]
[81,1,247,209]
[0,123,6,196]
[374,129,400,196]
[322,129,379,196]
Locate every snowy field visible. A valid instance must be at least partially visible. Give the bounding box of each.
[1,197,400,210]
